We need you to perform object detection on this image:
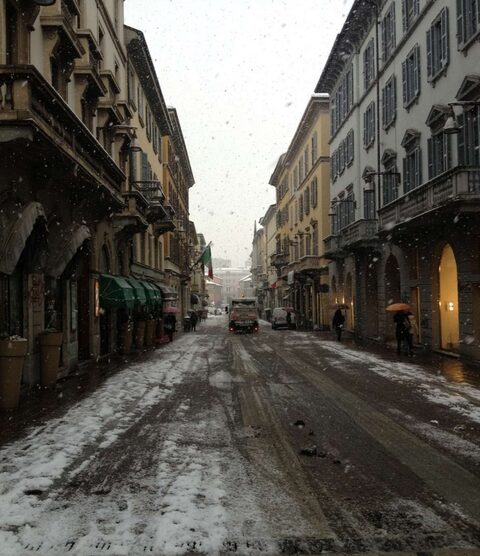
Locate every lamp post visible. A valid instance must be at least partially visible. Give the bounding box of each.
[442,101,480,135]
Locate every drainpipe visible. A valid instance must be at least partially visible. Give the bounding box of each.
[374,1,381,212]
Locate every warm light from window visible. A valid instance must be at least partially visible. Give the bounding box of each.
[448,301,455,311]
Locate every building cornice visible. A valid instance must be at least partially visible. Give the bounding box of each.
[168,107,195,188]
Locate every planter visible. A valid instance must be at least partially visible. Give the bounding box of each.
[144,320,155,347]
[0,338,28,410]
[134,320,146,349]
[39,332,63,387]
[119,323,133,354]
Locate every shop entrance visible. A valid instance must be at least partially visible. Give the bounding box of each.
[438,244,459,351]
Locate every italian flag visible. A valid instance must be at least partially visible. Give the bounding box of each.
[198,244,213,279]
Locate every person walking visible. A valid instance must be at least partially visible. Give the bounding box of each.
[404,311,418,356]
[190,310,198,332]
[332,309,345,341]
[393,310,409,355]
[164,314,176,342]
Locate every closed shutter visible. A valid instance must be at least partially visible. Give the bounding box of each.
[427,137,434,179]
[402,60,407,104]
[130,151,137,181]
[458,113,465,165]
[413,46,421,96]
[392,76,397,120]
[426,28,433,79]
[456,0,464,45]
[403,157,408,192]
[443,133,452,171]
[402,0,407,32]
[391,4,396,51]
[382,86,386,126]
[415,147,422,186]
[381,17,387,61]
[141,152,149,180]
[440,8,449,69]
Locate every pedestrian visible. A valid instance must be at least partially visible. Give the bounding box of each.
[404,311,418,356]
[332,309,345,341]
[190,310,198,331]
[393,310,409,355]
[286,311,292,327]
[164,314,176,342]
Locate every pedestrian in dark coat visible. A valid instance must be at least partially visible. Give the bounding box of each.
[332,309,346,341]
[190,310,198,331]
[393,311,409,355]
[164,314,176,342]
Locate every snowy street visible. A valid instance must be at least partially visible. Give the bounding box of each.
[1,316,480,555]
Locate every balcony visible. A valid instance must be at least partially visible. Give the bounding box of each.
[324,219,378,259]
[0,66,124,206]
[40,0,84,60]
[270,252,289,268]
[378,168,480,233]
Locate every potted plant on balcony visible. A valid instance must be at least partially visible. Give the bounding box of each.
[38,307,63,388]
[0,332,28,410]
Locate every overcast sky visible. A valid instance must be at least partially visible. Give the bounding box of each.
[124,0,354,268]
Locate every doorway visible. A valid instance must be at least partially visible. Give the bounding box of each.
[438,244,459,351]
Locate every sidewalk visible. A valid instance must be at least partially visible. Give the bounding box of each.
[0,336,181,447]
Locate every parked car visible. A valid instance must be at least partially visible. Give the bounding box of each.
[271,307,296,330]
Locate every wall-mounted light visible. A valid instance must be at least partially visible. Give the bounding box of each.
[447,301,455,312]
[443,101,480,135]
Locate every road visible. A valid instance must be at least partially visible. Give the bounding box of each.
[1,315,480,555]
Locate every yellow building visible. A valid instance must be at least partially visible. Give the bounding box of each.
[269,94,331,329]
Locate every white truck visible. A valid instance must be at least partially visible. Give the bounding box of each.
[228,298,259,334]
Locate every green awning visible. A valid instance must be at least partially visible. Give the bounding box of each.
[126,277,147,307]
[99,274,135,311]
[140,280,162,305]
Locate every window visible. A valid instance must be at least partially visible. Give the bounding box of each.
[304,187,310,216]
[294,200,298,224]
[382,75,397,129]
[312,226,319,256]
[363,39,375,90]
[311,132,318,163]
[363,101,375,149]
[305,233,311,256]
[456,0,480,46]
[310,178,318,208]
[428,132,452,178]
[402,134,422,192]
[304,147,309,175]
[299,156,304,183]
[364,189,375,219]
[381,3,396,63]
[346,129,354,165]
[299,194,304,221]
[294,166,299,189]
[458,106,480,166]
[427,8,449,81]
[331,64,354,136]
[402,45,421,107]
[382,153,399,205]
[339,140,346,174]
[402,0,420,33]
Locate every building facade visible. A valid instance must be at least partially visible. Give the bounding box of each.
[0,1,200,390]
[269,94,331,329]
[317,0,480,358]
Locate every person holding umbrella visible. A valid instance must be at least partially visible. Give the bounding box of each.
[387,303,413,355]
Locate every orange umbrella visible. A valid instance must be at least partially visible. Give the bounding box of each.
[386,303,411,312]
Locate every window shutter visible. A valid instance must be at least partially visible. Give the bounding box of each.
[363,110,367,146]
[456,0,464,45]
[402,0,407,32]
[440,8,449,69]
[395,83,399,121]
[381,17,387,62]
[403,157,408,192]
[443,133,452,171]
[391,4,396,49]
[414,46,420,96]
[402,60,407,104]
[458,113,466,165]
[141,152,149,181]
[427,137,434,179]
[130,151,137,181]
[426,28,433,79]
[415,147,422,186]
[382,87,386,126]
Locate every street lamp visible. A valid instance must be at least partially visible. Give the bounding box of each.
[442,101,480,135]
